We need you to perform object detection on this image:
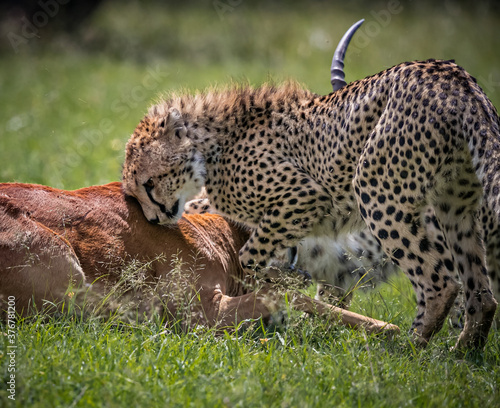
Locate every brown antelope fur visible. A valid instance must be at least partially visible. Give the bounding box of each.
[0,182,398,334]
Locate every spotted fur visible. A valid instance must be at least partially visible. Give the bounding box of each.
[184,196,470,328]
[123,60,499,350]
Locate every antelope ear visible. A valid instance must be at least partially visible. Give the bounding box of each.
[167,107,187,138]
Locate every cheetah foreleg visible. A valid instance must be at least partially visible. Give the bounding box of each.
[238,187,329,282]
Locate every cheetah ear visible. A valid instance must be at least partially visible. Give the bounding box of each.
[166,107,187,139]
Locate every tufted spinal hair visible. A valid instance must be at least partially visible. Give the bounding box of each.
[149,81,316,124]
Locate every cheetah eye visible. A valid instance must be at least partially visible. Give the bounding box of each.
[144,178,155,189]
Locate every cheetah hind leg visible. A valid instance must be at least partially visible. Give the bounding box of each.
[353,200,460,345]
[434,206,497,351]
[398,210,463,344]
[353,141,461,345]
[392,217,461,346]
[481,205,500,324]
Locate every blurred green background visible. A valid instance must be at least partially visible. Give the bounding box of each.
[0,0,499,189]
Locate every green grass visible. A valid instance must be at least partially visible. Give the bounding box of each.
[1,1,500,406]
[1,1,499,189]
[1,274,500,408]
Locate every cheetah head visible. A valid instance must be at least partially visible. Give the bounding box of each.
[122,107,206,225]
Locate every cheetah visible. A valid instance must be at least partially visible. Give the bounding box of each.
[183,22,499,329]
[123,52,500,349]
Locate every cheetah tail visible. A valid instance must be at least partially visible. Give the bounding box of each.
[469,82,500,217]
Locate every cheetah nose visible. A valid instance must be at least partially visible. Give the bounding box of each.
[148,216,160,225]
